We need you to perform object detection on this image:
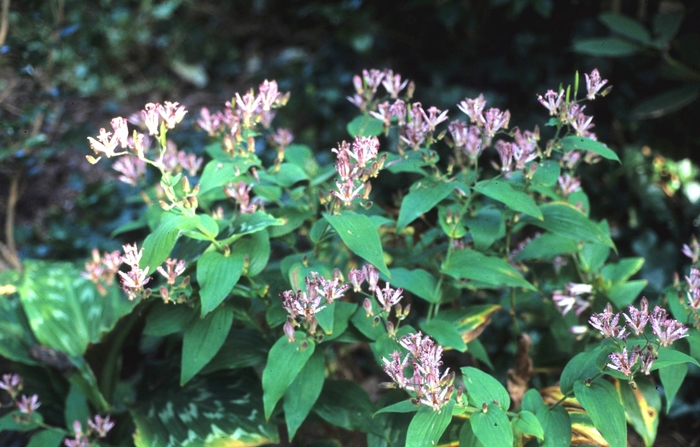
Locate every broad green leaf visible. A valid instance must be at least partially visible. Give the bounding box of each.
[653,12,684,46]
[262,334,315,419]
[268,207,313,237]
[324,211,390,277]
[574,378,627,447]
[464,207,504,250]
[133,368,278,447]
[569,412,610,446]
[200,329,270,374]
[259,162,309,187]
[435,305,501,344]
[535,405,572,447]
[513,233,579,261]
[397,179,455,231]
[284,144,319,175]
[385,150,430,175]
[374,400,419,415]
[27,429,65,447]
[197,251,245,315]
[559,348,602,395]
[474,179,543,220]
[560,136,620,162]
[531,160,561,187]
[140,213,199,275]
[370,325,415,366]
[0,410,43,432]
[405,401,455,447]
[461,366,510,409]
[181,305,234,385]
[572,37,641,56]
[660,362,687,414]
[144,300,196,336]
[600,12,652,45]
[233,231,270,276]
[198,158,259,195]
[347,114,384,137]
[441,249,535,290]
[323,301,358,341]
[284,349,325,440]
[228,211,285,240]
[521,389,544,414]
[64,382,90,435]
[314,379,384,435]
[567,189,590,215]
[470,403,512,447]
[467,338,494,370]
[630,84,700,120]
[315,303,335,336]
[523,203,615,248]
[608,280,648,308]
[579,223,611,273]
[617,378,660,447]
[459,420,485,447]
[183,214,221,241]
[18,260,136,357]
[512,410,544,440]
[420,319,467,352]
[386,267,439,303]
[351,299,386,341]
[0,295,38,365]
[601,258,644,285]
[651,347,700,371]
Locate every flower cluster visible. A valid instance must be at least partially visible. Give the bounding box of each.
[329,136,384,209]
[0,374,40,420]
[552,283,593,317]
[64,415,115,447]
[382,333,455,411]
[82,248,123,295]
[589,299,688,378]
[280,271,349,341]
[225,181,260,214]
[348,264,409,336]
[118,243,152,301]
[348,69,413,112]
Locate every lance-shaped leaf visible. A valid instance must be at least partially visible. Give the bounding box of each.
[531,160,560,187]
[521,203,615,249]
[197,251,245,316]
[347,114,384,137]
[599,13,653,45]
[574,378,627,447]
[560,136,620,162]
[461,367,510,409]
[405,401,455,447]
[442,249,535,290]
[396,179,455,231]
[384,267,439,303]
[133,368,279,447]
[262,334,315,420]
[284,349,325,440]
[140,212,200,275]
[630,84,700,120]
[473,179,542,220]
[323,211,390,277]
[181,305,234,385]
[535,405,571,447]
[314,380,384,435]
[471,403,513,447]
[434,305,501,344]
[616,378,660,447]
[572,37,641,57]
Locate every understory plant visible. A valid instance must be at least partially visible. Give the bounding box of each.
[1,69,699,447]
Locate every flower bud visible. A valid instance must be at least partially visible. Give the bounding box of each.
[284,322,296,342]
[363,298,374,316]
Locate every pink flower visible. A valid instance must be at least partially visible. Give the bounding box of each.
[113,156,146,186]
[375,283,404,313]
[589,303,628,339]
[537,89,564,116]
[557,173,581,196]
[457,94,487,126]
[142,103,161,136]
[382,70,409,99]
[157,258,186,285]
[607,348,638,376]
[585,69,608,100]
[159,101,188,129]
[650,306,688,347]
[572,113,594,137]
[16,394,41,415]
[483,108,510,138]
[88,414,115,438]
[623,297,649,335]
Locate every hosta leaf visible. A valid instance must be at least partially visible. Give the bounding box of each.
[0,295,38,365]
[441,249,535,290]
[324,211,390,277]
[133,368,278,447]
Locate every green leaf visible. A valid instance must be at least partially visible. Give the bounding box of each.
[260,162,309,187]
[535,405,572,447]
[284,144,319,175]
[572,37,641,56]
[386,267,438,303]
[284,349,325,440]
[397,179,455,231]
[405,401,455,447]
[513,233,579,261]
[144,300,196,336]
[420,319,467,351]
[522,203,615,248]
[198,159,259,195]
[532,160,561,187]
[438,204,468,239]
[351,300,386,341]
[324,211,390,277]
[200,329,270,374]
[233,230,270,276]
[133,368,278,447]
[18,260,136,357]
[618,378,660,447]
[651,347,700,371]
[560,136,620,162]
[560,348,602,395]
[441,249,535,290]
[141,213,199,275]
[374,400,420,415]
[27,430,65,447]
[384,150,430,175]
[512,410,544,440]
[64,382,90,434]
[0,410,43,432]
[268,207,313,238]
[659,362,687,414]
[601,258,644,285]
[228,211,285,240]
[323,301,358,341]
[181,305,234,385]
[197,251,245,315]
[347,115,384,137]
[630,84,700,120]
[470,403,513,447]
[0,295,38,365]
[608,280,648,308]
[461,366,510,409]
[653,12,684,46]
[459,420,485,447]
[262,334,315,420]
[599,12,652,45]
[464,207,504,250]
[314,379,384,435]
[467,338,494,370]
[574,378,627,447]
[474,179,543,220]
